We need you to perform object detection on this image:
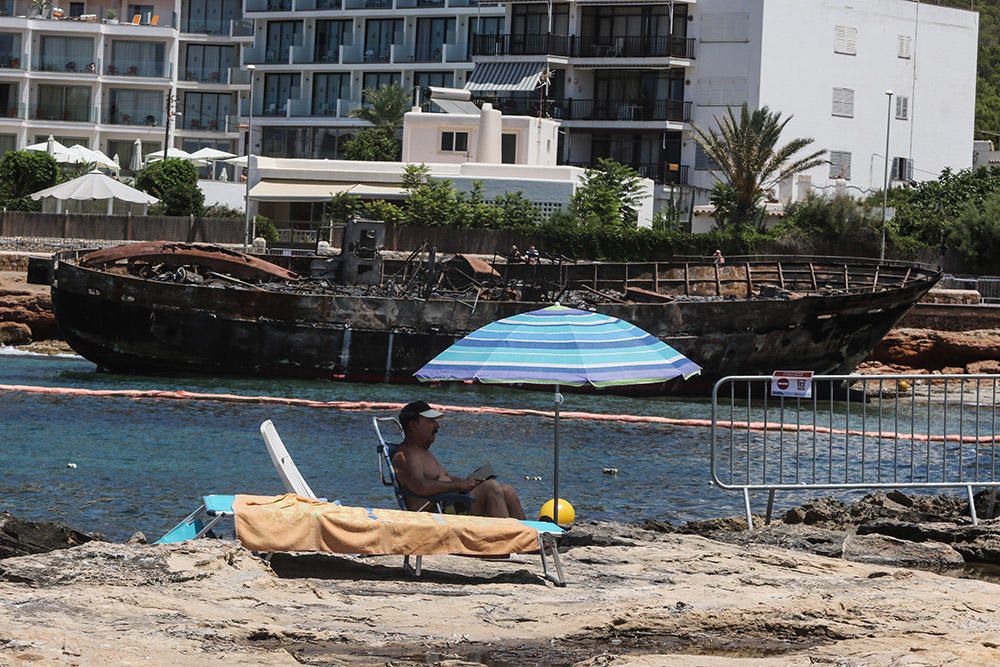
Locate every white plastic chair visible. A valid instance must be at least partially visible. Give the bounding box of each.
[260,419,321,500]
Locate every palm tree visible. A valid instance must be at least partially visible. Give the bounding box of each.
[349,83,410,134]
[691,104,827,228]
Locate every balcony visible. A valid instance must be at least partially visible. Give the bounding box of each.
[34,55,99,74]
[182,17,253,37]
[472,33,696,60]
[106,60,168,78]
[299,98,356,117]
[30,103,95,123]
[566,161,689,185]
[179,114,239,132]
[246,0,292,11]
[471,96,691,123]
[105,111,163,126]
[0,103,23,119]
[0,53,22,69]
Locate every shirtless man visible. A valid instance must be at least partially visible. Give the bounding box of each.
[391,401,526,519]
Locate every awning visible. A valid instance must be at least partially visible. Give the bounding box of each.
[465,62,547,92]
[249,181,355,202]
[249,180,407,202]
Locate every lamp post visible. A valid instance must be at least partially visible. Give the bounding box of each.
[880,89,894,262]
[243,64,256,251]
[163,91,174,157]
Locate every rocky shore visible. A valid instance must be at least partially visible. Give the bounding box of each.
[1,493,1000,665]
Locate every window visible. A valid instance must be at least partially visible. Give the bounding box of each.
[896,95,909,120]
[364,19,402,63]
[898,35,912,59]
[0,33,21,67]
[414,71,454,91]
[440,131,468,152]
[832,87,854,117]
[468,16,504,61]
[262,73,300,114]
[261,126,355,159]
[183,0,241,34]
[183,92,234,130]
[69,2,84,17]
[35,85,91,122]
[315,20,352,62]
[107,139,161,176]
[834,25,857,55]
[110,41,166,77]
[829,150,851,180]
[0,82,17,116]
[695,144,719,171]
[127,5,154,23]
[362,71,400,91]
[266,21,302,63]
[109,89,163,125]
[183,44,235,82]
[697,78,747,107]
[415,17,455,62]
[38,36,93,72]
[312,73,350,115]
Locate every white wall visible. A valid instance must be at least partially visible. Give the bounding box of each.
[686,0,978,200]
[199,180,245,211]
[402,110,560,166]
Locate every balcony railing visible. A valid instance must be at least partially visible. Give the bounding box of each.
[246,0,292,11]
[0,103,24,119]
[566,160,689,185]
[470,96,691,123]
[106,60,167,78]
[105,111,163,126]
[34,56,99,74]
[0,53,22,69]
[182,17,251,36]
[179,114,239,132]
[30,103,94,123]
[472,33,696,59]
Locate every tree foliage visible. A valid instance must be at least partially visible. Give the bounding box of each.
[949,190,1000,273]
[888,166,1000,244]
[348,84,410,133]
[135,158,204,216]
[568,158,645,228]
[691,104,826,229]
[342,128,400,161]
[0,150,59,211]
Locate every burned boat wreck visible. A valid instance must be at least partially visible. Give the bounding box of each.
[37,228,940,396]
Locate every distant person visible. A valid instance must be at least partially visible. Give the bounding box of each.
[508,244,524,263]
[712,249,725,265]
[525,245,540,265]
[391,401,526,519]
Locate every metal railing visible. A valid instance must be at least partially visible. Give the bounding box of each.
[565,161,689,185]
[469,96,691,123]
[472,33,696,59]
[940,275,1000,304]
[711,374,1000,528]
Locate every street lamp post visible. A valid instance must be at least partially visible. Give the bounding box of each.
[243,64,256,251]
[880,89,894,262]
[163,91,174,157]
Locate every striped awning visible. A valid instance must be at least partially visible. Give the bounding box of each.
[464,62,547,92]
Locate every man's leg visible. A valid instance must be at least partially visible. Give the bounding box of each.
[501,484,526,520]
[470,479,509,517]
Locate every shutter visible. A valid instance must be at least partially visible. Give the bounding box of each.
[832,88,854,117]
[898,35,911,59]
[843,88,854,117]
[835,26,857,55]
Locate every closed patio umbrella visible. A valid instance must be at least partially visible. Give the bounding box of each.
[130,138,144,173]
[415,304,701,524]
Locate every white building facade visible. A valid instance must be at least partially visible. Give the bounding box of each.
[687,0,978,201]
[0,0,251,174]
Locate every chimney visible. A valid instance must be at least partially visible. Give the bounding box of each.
[476,103,502,164]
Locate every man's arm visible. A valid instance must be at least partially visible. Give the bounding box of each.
[393,450,477,496]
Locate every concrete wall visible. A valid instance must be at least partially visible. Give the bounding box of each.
[199,180,246,211]
[401,110,560,166]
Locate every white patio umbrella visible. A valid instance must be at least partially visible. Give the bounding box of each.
[30,170,158,214]
[224,155,248,168]
[112,153,120,170]
[130,138,144,173]
[144,147,194,163]
[188,147,237,161]
[63,145,119,170]
[25,136,69,155]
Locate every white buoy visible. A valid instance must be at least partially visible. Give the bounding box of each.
[602,467,619,476]
[66,463,77,469]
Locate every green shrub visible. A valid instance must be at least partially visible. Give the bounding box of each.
[255,215,278,244]
[342,128,400,161]
[135,159,204,216]
[0,150,59,211]
[201,203,243,218]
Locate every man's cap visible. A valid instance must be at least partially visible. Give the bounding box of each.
[399,400,443,425]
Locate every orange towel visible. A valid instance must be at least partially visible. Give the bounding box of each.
[234,494,539,556]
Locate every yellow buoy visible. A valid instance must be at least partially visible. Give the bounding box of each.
[538,498,575,528]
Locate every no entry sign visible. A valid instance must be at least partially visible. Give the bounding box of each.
[771,370,814,398]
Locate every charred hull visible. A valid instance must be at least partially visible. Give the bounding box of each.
[48,248,940,396]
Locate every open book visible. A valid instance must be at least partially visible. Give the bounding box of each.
[468,463,496,481]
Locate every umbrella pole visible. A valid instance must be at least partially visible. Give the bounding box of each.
[553,383,562,525]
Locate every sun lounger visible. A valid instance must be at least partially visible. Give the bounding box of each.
[158,494,566,585]
[259,419,322,500]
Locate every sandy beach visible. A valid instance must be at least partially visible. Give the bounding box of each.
[1,519,999,666]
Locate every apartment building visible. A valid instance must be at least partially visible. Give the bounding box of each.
[0,0,251,173]
[465,0,976,205]
[240,0,505,160]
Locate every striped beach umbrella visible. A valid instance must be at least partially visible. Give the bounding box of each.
[415,304,701,522]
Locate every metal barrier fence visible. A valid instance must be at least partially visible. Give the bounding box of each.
[939,275,1000,304]
[711,374,1000,528]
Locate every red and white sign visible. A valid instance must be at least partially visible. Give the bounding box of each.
[771,370,814,398]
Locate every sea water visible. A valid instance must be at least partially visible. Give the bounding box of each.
[0,350,973,541]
